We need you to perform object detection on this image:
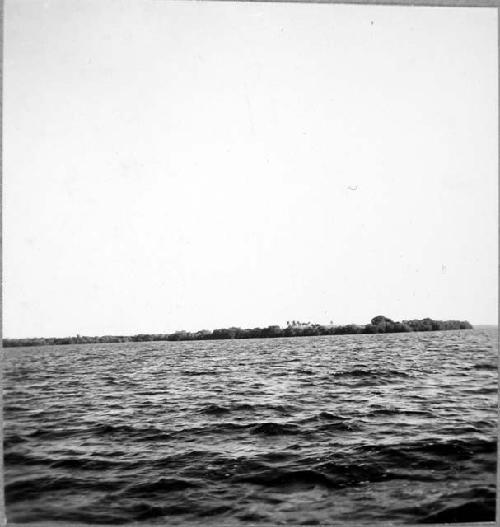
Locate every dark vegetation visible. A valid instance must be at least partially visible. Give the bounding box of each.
[3,316,473,348]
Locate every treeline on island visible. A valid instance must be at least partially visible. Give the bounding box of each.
[3,316,473,348]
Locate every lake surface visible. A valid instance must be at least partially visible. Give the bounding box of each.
[3,329,497,524]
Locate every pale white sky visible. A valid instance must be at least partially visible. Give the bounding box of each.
[4,1,498,338]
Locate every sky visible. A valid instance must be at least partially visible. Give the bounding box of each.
[3,1,498,338]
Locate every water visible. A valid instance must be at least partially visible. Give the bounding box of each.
[3,328,497,525]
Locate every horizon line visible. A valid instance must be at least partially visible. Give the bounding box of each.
[3,316,493,342]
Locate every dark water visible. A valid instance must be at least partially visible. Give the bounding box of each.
[3,329,497,525]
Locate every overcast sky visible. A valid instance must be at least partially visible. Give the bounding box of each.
[4,1,498,338]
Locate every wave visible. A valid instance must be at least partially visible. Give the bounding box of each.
[396,487,496,523]
[234,459,393,490]
[249,422,301,436]
[298,411,351,424]
[120,477,201,496]
[5,452,132,471]
[472,362,497,370]
[331,368,410,378]
[3,404,28,412]
[317,421,361,432]
[92,423,172,442]
[5,475,126,501]
[9,509,131,525]
[234,468,338,489]
[28,427,86,439]
[4,434,28,448]
[357,437,497,473]
[420,500,495,523]
[50,457,130,470]
[415,437,497,458]
[296,416,361,432]
[4,452,52,466]
[369,407,434,417]
[174,421,302,438]
[199,404,231,415]
[182,370,219,376]
[26,423,174,442]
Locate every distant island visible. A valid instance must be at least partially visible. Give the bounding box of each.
[3,316,473,348]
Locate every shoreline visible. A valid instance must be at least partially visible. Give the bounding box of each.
[3,316,474,348]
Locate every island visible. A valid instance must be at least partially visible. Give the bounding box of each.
[2,316,473,348]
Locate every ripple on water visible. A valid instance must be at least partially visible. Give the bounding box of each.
[3,328,497,524]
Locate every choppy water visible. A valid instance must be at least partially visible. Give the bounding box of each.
[3,328,498,525]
